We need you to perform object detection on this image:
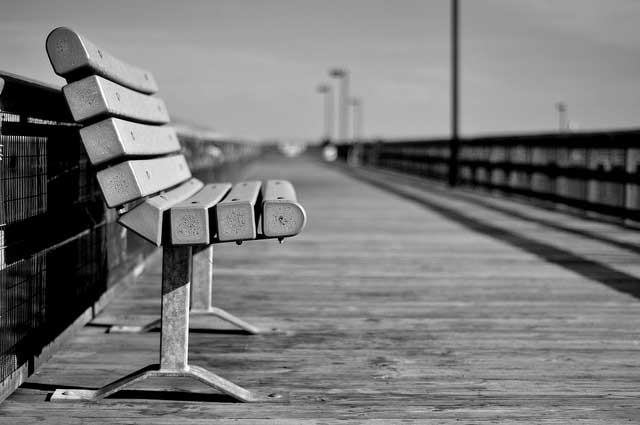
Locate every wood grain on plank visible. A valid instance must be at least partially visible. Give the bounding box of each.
[63,76,169,124]
[80,118,180,165]
[169,183,232,245]
[47,27,158,94]
[118,178,204,246]
[215,181,262,242]
[97,154,190,207]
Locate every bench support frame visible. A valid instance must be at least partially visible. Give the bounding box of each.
[190,246,262,334]
[108,246,262,334]
[50,247,283,403]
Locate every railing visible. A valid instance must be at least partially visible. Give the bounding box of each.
[0,71,260,399]
[338,129,640,221]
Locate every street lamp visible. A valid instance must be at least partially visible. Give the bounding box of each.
[329,68,350,143]
[556,102,568,132]
[316,84,334,142]
[449,0,459,187]
[350,97,362,142]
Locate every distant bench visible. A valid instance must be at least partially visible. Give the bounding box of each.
[45,27,306,403]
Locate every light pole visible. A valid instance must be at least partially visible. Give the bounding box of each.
[556,102,568,132]
[350,97,362,141]
[449,0,459,187]
[329,68,350,143]
[316,84,334,142]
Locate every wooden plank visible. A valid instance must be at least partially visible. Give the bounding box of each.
[97,154,191,207]
[46,27,158,94]
[261,180,307,239]
[215,181,262,242]
[80,118,180,165]
[63,76,169,124]
[169,183,232,245]
[118,178,204,246]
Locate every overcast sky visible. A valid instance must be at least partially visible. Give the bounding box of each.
[2,0,639,141]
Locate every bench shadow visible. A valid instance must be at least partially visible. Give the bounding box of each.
[108,390,239,403]
[20,382,239,403]
[149,327,252,335]
[85,322,251,335]
[84,323,111,329]
[21,382,92,391]
[346,168,640,300]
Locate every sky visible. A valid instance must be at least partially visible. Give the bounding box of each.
[1,0,640,142]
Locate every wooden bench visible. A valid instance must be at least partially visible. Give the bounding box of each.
[45,27,306,402]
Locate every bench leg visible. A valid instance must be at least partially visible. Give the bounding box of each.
[50,246,285,403]
[109,246,262,334]
[190,246,262,334]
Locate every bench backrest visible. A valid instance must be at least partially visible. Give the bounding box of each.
[47,27,205,245]
[47,27,191,201]
[47,27,307,247]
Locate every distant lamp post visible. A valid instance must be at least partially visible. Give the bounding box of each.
[556,102,568,132]
[449,0,459,187]
[316,84,334,142]
[350,97,363,142]
[329,68,350,143]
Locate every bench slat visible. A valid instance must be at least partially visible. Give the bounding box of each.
[63,76,170,124]
[47,27,158,94]
[97,154,191,207]
[215,181,262,242]
[170,183,232,245]
[80,118,181,165]
[118,178,204,246]
[261,180,307,239]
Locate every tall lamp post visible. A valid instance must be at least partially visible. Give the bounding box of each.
[329,68,350,143]
[316,84,334,142]
[449,0,459,187]
[350,97,362,142]
[556,102,568,132]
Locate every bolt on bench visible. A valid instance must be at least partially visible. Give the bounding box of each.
[45,27,306,402]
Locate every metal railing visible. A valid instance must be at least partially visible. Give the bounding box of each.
[338,129,640,221]
[0,71,260,398]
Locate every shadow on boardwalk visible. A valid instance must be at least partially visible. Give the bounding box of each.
[345,166,640,300]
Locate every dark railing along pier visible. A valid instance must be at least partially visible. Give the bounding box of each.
[339,130,640,222]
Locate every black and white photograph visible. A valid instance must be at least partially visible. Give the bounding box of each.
[0,0,639,423]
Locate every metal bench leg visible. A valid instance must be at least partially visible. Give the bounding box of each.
[51,246,284,403]
[109,246,262,334]
[191,246,262,334]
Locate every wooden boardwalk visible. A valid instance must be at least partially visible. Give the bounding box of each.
[1,156,639,423]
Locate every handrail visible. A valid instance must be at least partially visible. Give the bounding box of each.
[0,71,71,122]
[336,129,640,222]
